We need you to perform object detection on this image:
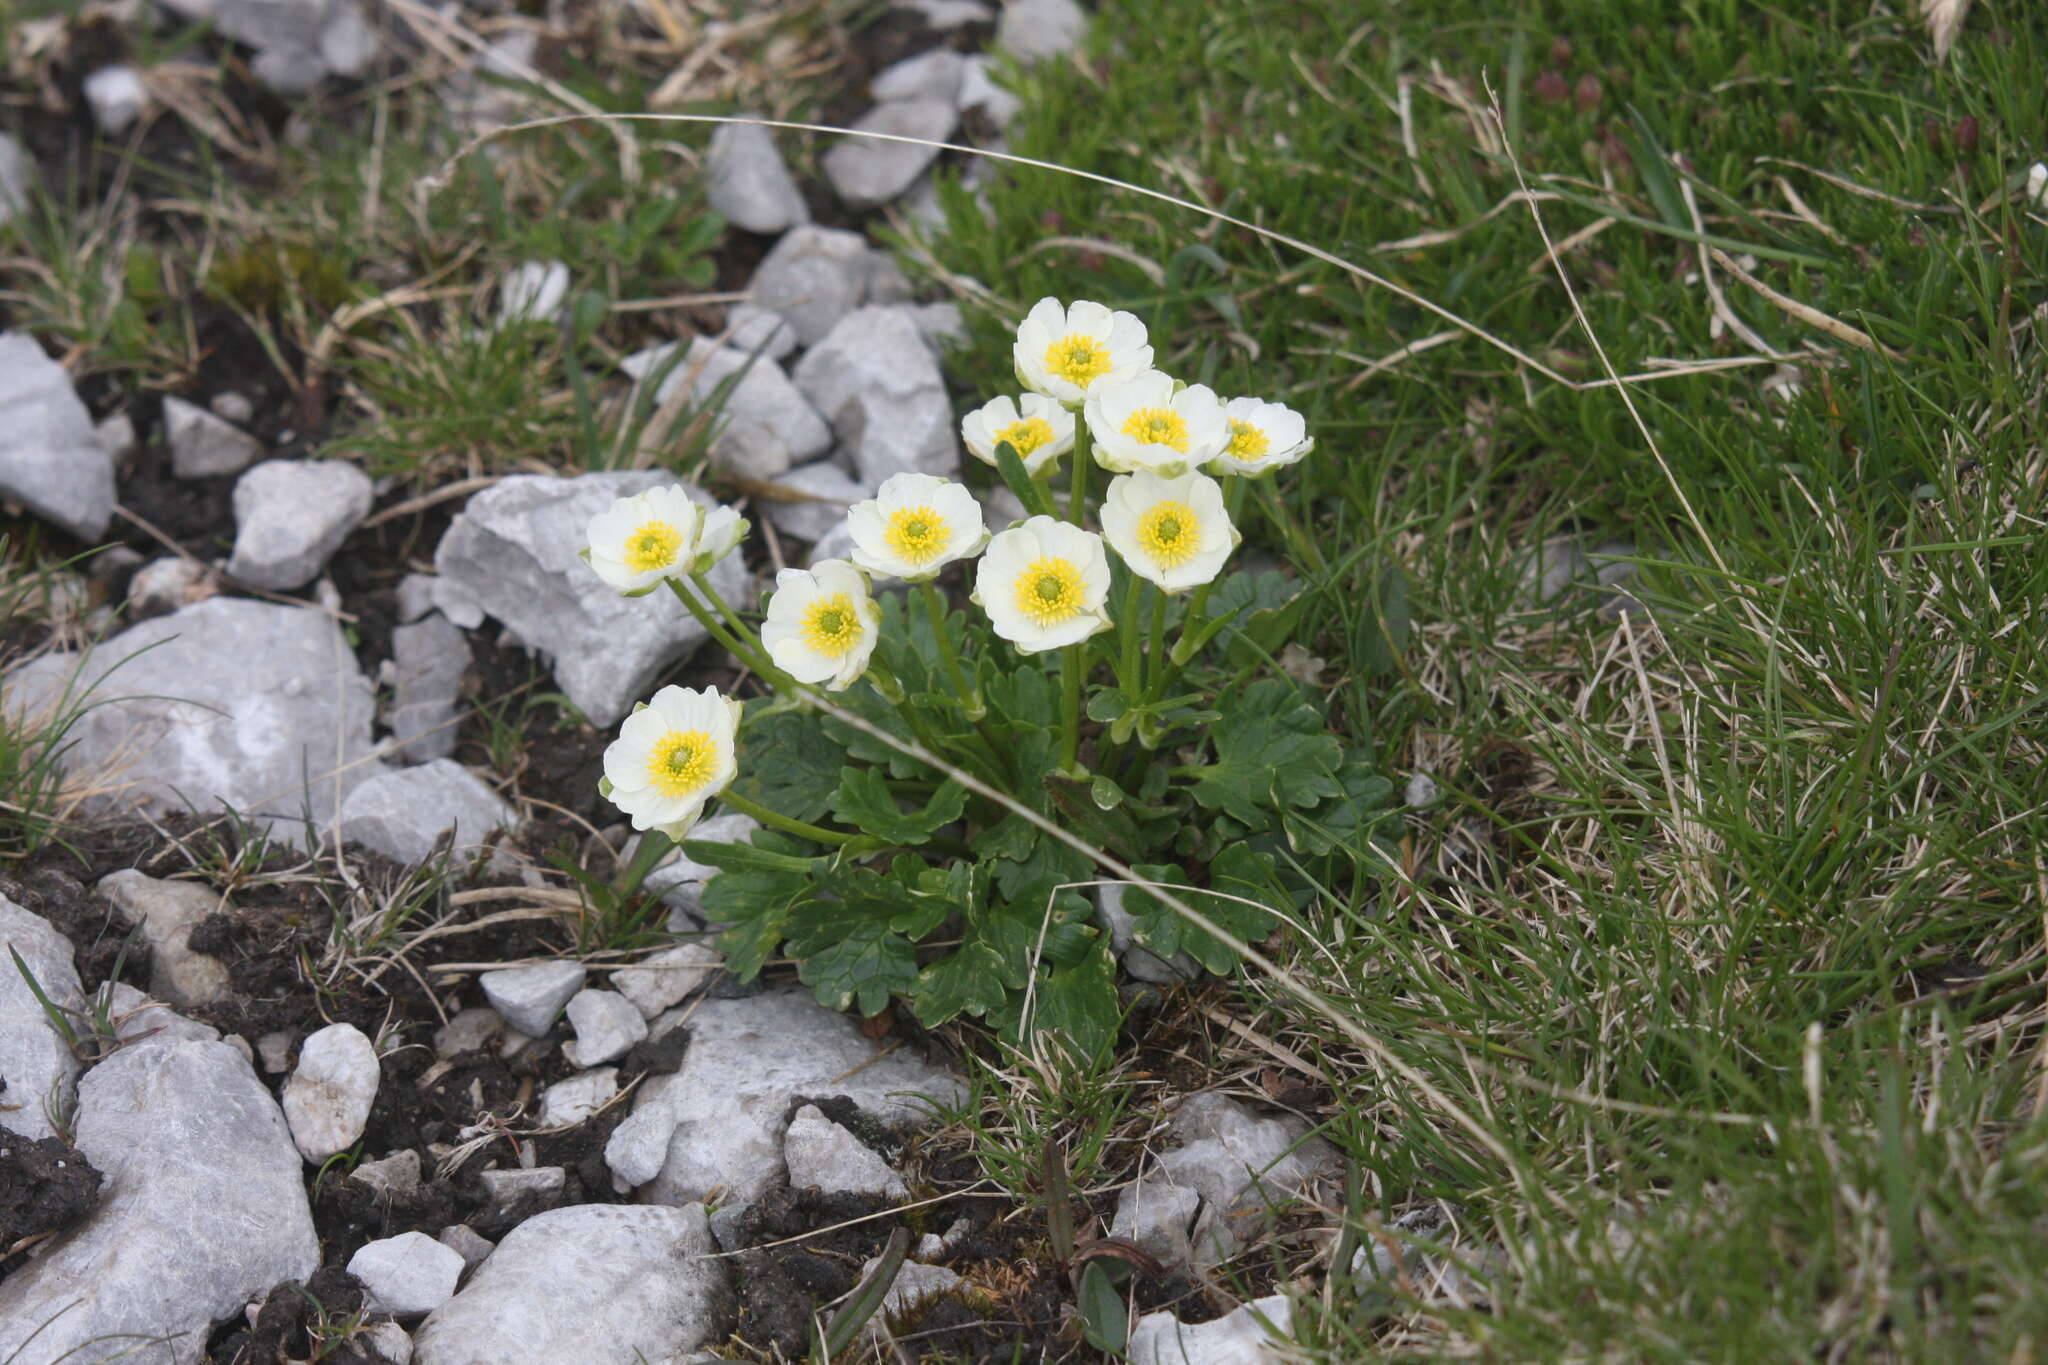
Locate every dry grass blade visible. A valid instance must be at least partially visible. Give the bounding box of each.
[1922,0,1975,62]
[1708,247,1905,359]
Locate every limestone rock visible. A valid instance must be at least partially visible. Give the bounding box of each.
[1129,1294,1293,1365]
[127,556,211,618]
[540,1066,618,1127]
[958,55,1022,127]
[349,1231,465,1319]
[434,1007,505,1058]
[436,1223,495,1271]
[497,260,569,327]
[644,812,760,927]
[227,459,375,590]
[164,395,263,478]
[479,961,585,1036]
[872,48,966,104]
[0,331,116,540]
[822,99,957,210]
[82,64,146,134]
[340,760,515,867]
[96,870,232,1007]
[706,120,810,235]
[351,1148,423,1198]
[793,307,958,485]
[385,615,470,763]
[996,0,1087,62]
[561,988,647,1068]
[746,226,872,347]
[620,338,830,482]
[0,892,84,1142]
[759,460,866,544]
[720,302,798,361]
[609,941,721,1019]
[1097,882,1200,984]
[783,1104,908,1198]
[395,573,440,623]
[281,1021,380,1162]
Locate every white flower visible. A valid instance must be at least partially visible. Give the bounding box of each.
[1083,370,1229,478]
[691,504,747,574]
[971,515,1113,653]
[845,473,990,582]
[1100,471,1238,593]
[601,684,743,840]
[584,485,705,595]
[2029,162,2048,209]
[960,394,1075,477]
[1207,396,1313,477]
[761,559,883,690]
[1013,298,1153,407]
[497,260,570,327]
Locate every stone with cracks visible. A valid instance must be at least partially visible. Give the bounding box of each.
[0,892,84,1142]
[351,1149,423,1198]
[871,48,966,104]
[605,986,964,1203]
[0,1038,319,1365]
[620,338,830,482]
[783,1104,908,1198]
[84,66,149,133]
[363,1321,414,1364]
[821,99,957,210]
[349,1231,465,1319]
[759,460,867,543]
[561,989,647,1068]
[340,760,515,866]
[706,120,810,235]
[127,556,211,618]
[385,615,470,763]
[0,133,33,225]
[412,1203,730,1365]
[793,307,958,485]
[164,395,263,479]
[479,961,585,1036]
[282,1021,379,1162]
[430,472,750,727]
[720,302,798,361]
[437,1224,495,1271]
[227,459,375,590]
[396,573,440,622]
[0,331,116,540]
[476,1166,565,1219]
[996,0,1087,62]
[540,1067,619,1127]
[644,812,760,927]
[746,226,872,347]
[97,870,233,1007]
[609,942,721,1019]
[1129,1295,1294,1365]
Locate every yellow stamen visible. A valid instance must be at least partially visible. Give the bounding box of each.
[647,729,716,797]
[1013,557,1085,627]
[1120,406,1189,452]
[1137,500,1200,568]
[624,520,683,574]
[1226,419,1271,460]
[1044,333,1113,387]
[994,416,1056,458]
[800,592,864,657]
[883,506,950,563]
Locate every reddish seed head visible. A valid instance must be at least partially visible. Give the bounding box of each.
[1954,115,1979,154]
[1533,69,1570,103]
[1574,73,1603,112]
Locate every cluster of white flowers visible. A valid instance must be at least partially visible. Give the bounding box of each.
[582,297,1315,838]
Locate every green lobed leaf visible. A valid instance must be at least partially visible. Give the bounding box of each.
[1188,678,1343,824]
[911,941,1011,1026]
[1017,939,1121,1066]
[728,708,845,824]
[830,768,967,846]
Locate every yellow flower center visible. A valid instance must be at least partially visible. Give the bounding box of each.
[1013,557,1086,627]
[1226,419,1271,460]
[883,506,950,564]
[647,729,717,797]
[1121,406,1189,452]
[1136,500,1200,567]
[994,416,1055,458]
[800,592,864,657]
[1044,333,1112,387]
[624,520,683,574]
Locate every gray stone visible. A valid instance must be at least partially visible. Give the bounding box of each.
[760,460,866,544]
[0,332,117,540]
[350,1231,465,1319]
[211,391,254,425]
[606,987,963,1203]
[721,302,797,361]
[747,225,871,347]
[435,1007,505,1058]
[957,55,1022,127]
[386,616,470,764]
[0,1039,319,1365]
[430,472,750,727]
[1348,1200,1491,1306]
[621,338,830,482]
[475,1165,564,1219]
[0,133,32,225]
[906,301,965,355]
[871,48,966,104]
[540,1066,618,1127]
[706,120,810,235]
[899,0,994,27]
[439,30,538,136]
[318,1,378,77]
[282,1021,379,1162]
[1111,1180,1201,1267]
[0,893,83,1142]
[362,1321,414,1365]
[95,412,139,468]
[436,1224,495,1272]
[352,1148,423,1198]
[396,573,440,623]
[784,1104,908,1198]
[1129,1295,1293,1365]
[562,988,647,1068]
[164,394,263,478]
[822,99,957,210]
[413,1204,730,1365]
[228,459,375,590]
[996,0,1087,62]
[863,251,914,304]
[644,812,760,927]
[1589,540,1644,618]
[1405,773,1439,808]
[1097,883,1200,984]
[256,1029,293,1073]
[84,65,149,134]
[793,307,958,485]
[127,556,211,617]
[103,983,219,1048]
[479,961,585,1036]
[97,870,233,1007]
[341,760,516,866]
[497,260,569,328]
[209,0,335,54]
[609,942,721,1019]
[253,42,327,95]
[804,520,860,572]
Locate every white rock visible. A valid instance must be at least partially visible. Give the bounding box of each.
[164,394,263,478]
[94,411,138,467]
[1348,1201,1492,1307]
[282,1021,380,1162]
[211,390,254,424]
[102,982,220,1048]
[759,460,867,543]
[706,120,810,235]
[396,573,440,622]
[96,870,233,1006]
[83,65,149,134]
[497,260,570,327]
[1129,1294,1294,1365]
[253,42,326,95]
[475,1165,564,1217]
[0,331,117,539]
[905,301,965,355]
[900,0,994,27]
[804,520,860,572]
[0,1039,319,1365]
[996,0,1087,62]
[793,306,958,485]
[227,458,375,590]
[385,614,470,763]
[957,55,1022,127]
[562,988,647,1067]
[621,338,830,481]
[746,225,872,347]
[609,942,721,1018]
[434,1006,505,1058]
[645,811,760,926]
[318,0,378,77]
[863,250,914,304]
[1405,772,1438,808]
[127,556,210,617]
[412,1204,730,1365]
[362,1320,414,1364]
[436,1223,495,1271]
[349,1231,465,1319]
[783,1104,908,1198]
[1096,882,1200,984]
[430,472,750,726]
[351,1148,423,1198]
[341,760,514,867]
[606,986,963,1203]
[0,892,84,1141]
[439,29,538,136]
[479,960,586,1036]
[0,133,32,225]
[871,48,966,103]
[256,1029,294,1073]
[837,1257,961,1330]
[540,1066,619,1127]
[720,301,798,361]
[822,98,957,210]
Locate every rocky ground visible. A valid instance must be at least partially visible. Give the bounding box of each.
[0,1,1461,1361]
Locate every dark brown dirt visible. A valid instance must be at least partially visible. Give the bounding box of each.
[212,1263,394,1365]
[0,1131,102,1274]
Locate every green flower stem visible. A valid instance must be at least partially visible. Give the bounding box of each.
[1144,579,1170,693]
[614,826,675,901]
[689,570,771,661]
[918,579,985,721]
[1069,414,1092,521]
[1059,643,1084,773]
[716,787,855,846]
[666,576,800,694]
[1116,569,1144,694]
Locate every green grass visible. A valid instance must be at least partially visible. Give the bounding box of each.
[916,0,2048,1357]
